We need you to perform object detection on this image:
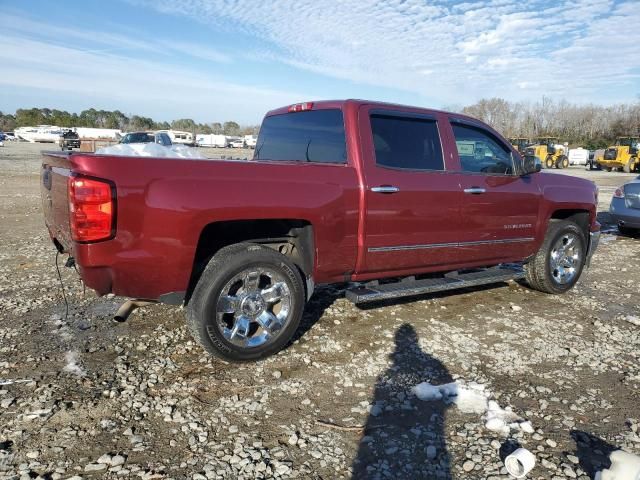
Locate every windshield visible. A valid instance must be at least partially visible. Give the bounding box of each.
[616,137,639,146]
[121,132,154,144]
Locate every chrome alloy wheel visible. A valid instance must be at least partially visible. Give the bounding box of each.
[215,268,291,348]
[549,233,582,285]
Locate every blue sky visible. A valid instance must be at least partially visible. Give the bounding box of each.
[0,0,638,124]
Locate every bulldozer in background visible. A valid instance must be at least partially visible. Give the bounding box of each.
[508,137,531,155]
[523,137,569,169]
[597,137,640,173]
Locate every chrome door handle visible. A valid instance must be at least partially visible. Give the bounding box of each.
[463,187,486,194]
[371,186,400,194]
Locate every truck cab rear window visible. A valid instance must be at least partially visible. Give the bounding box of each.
[254,110,347,164]
[370,114,443,170]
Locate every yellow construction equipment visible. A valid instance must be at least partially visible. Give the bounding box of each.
[523,137,569,169]
[597,137,640,173]
[508,137,530,155]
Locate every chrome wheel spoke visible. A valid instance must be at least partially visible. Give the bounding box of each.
[261,282,287,303]
[563,236,575,249]
[228,316,251,341]
[244,271,260,291]
[217,295,238,314]
[256,311,282,335]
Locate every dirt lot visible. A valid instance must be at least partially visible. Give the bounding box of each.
[0,142,638,480]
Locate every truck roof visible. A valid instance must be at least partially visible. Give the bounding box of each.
[265,99,479,123]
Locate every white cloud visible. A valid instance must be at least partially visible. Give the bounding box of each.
[0,34,302,122]
[135,0,640,104]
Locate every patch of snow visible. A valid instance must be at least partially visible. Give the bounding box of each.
[484,400,522,435]
[596,450,640,480]
[95,143,207,159]
[413,380,530,434]
[63,351,85,377]
[413,381,488,414]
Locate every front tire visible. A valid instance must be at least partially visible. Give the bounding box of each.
[545,156,555,169]
[524,220,587,294]
[187,243,305,361]
[558,156,569,169]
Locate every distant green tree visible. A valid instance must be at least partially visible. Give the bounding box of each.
[15,108,45,126]
[223,121,240,135]
[128,115,155,131]
[210,122,223,134]
[198,123,213,134]
[0,112,16,131]
[240,125,260,136]
[171,118,197,131]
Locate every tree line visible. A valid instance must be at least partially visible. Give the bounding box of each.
[459,97,640,149]
[3,100,640,148]
[0,108,259,136]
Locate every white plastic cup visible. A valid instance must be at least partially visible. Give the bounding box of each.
[505,448,536,478]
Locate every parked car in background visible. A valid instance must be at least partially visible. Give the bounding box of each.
[120,131,172,146]
[610,175,640,235]
[60,129,81,150]
[229,138,245,148]
[40,99,600,362]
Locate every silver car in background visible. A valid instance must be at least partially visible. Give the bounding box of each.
[610,175,640,234]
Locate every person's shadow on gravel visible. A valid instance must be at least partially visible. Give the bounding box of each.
[351,323,453,479]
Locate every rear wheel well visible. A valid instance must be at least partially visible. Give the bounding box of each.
[186,219,314,303]
[549,210,590,238]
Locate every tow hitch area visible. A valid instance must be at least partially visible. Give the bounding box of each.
[114,300,155,322]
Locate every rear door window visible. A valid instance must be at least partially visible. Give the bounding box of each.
[254,109,346,164]
[452,123,514,175]
[369,114,443,170]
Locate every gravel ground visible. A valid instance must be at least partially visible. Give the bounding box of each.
[0,142,638,480]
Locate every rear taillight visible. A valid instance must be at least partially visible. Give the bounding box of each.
[288,102,314,112]
[68,176,115,242]
[614,187,625,199]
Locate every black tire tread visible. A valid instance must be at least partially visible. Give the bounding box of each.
[186,243,304,361]
[525,220,586,294]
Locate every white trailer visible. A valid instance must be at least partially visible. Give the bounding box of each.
[75,128,122,140]
[156,129,194,146]
[196,134,229,148]
[568,147,589,166]
[244,135,257,149]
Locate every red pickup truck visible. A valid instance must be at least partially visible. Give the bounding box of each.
[41,100,600,361]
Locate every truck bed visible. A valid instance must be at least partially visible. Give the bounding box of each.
[41,151,360,301]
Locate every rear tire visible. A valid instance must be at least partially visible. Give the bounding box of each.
[524,220,587,294]
[186,243,305,361]
[545,156,555,169]
[618,225,637,236]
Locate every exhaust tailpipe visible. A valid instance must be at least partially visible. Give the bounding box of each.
[114,300,155,322]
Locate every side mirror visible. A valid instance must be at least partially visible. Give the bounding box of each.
[523,155,542,175]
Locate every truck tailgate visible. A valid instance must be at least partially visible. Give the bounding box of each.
[41,152,73,253]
